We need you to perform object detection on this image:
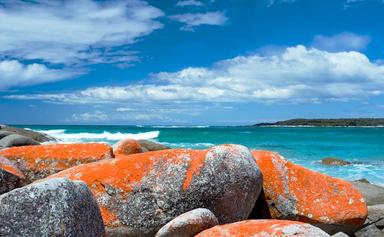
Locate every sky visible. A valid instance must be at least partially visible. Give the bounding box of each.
[1,0,384,125]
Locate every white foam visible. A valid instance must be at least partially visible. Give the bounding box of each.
[35,129,159,143]
[151,125,210,128]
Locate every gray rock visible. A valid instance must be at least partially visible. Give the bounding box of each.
[0,134,40,147]
[0,178,105,237]
[332,232,349,237]
[155,208,219,237]
[139,139,170,152]
[353,181,384,205]
[355,224,383,237]
[321,157,351,166]
[0,156,26,194]
[0,125,56,142]
[0,131,14,139]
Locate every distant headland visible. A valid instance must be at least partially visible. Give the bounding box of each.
[253,118,384,127]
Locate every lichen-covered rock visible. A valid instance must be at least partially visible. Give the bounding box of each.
[138,140,170,152]
[0,134,40,147]
[113,139,143,155]
[47,144,262,236]
[352,181,384,205]
[0,178,105,237]
[195,220,330,237]
[155,208,219,237]
[0,156,26,194]
[251,150,368,235]
[0,143,113,182]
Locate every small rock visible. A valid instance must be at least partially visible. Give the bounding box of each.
[195,219,330,237]
[352,181,384,205]
[0,178,105,236]
[0,143,113,182]
[251,151,368,235]
[321,157,351,166]
[354,224,383,237]
[0,156,26,194]
[332,232,349,237]
[0,134,40,147]
[139,140,170,152]
[355,178,371,184]
[156,208,219,237]
[47,144,263,236]
[113,139,143,155]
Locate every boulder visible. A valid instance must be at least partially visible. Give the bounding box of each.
[354,224,383,237]
[0,178,105,236]
[251,150,367,235]
[195,220,330,237]
[354,204,384,237]
[0,125,56,142]
[0,131,14,139]
[46,144,263,236]
[352,181,384,205]
[0,143,113,182]
[113,139,143,155]
[0,134,40,147]
[139,140,170,152]
[0,156,26,194]
[332,233,349,237]
[155,208,219,237]
[321,157,351,166]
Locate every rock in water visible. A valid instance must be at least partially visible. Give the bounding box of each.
[0,156,26,194]
[195,220,331,237]
[155,208,219,237]
[138,140,170,152]
[352,181,384,205]
[0,125,56,143]
[46,144,262,236]
[321,157,351,166]
[251,150,367,235]
[0,134,40,147]
[0,143,113,182]
[113,139,143,155]
[0,178,105,237]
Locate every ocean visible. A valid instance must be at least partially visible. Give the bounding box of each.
[15,125,384,185]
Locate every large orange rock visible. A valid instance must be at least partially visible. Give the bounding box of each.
[0,156,26,194]
[195,219,330,237]
[46,144,262,236]
[0,143,113,182]
[251,150,368,235]
[113,139,143,156]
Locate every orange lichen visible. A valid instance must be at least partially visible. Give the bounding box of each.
[0,143,113,180]
[196,219,325,237]
[113,139,142,156]
[0,156,25,178]
[182,150,207,191]
[252,150,368,226]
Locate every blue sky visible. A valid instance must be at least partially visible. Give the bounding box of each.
[1,0,384,125]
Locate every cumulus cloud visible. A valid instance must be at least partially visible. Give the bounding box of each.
[0,0,164,65]
[169,12,228,31]
[6,45,384,104]
[312,32,371,51]
[0,60,81,89]
[176,0,204,7]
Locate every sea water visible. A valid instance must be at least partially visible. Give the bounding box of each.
[15,125,384,185]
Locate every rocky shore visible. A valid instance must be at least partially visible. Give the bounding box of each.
[1,127,383,236]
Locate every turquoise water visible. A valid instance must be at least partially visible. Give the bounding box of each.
[15,125,384,185]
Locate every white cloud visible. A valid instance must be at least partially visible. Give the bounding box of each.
[71,111,108,122]
[0,0,164,65]
[312,32,371,51]
[6,45,384,104]
[0,60,81,89]
[176,0,204,7]
[169,12,228,31]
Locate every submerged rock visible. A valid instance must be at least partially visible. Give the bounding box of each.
[155,208,219,237]
[0,178,105,237]
[195,219,330,237]
[321,157,351,166]
[0,143,113,182]
[251,150,367,235]
[47,144,262,236]
[0,134,40,147]
[0,156,26,194]
[352,181,384,205]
